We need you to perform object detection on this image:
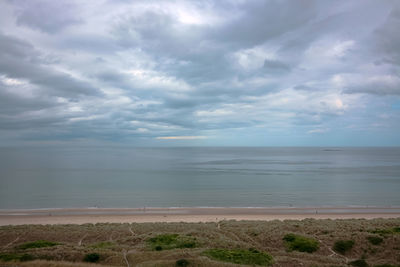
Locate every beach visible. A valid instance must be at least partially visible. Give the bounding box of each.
[1,207,400,225]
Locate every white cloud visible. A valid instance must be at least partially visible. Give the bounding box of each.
[125,69,193,92]
[308,128,329,134]
[0,75,25,86]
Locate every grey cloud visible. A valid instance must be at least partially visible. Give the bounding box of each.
[9,0,82,33]
[111,1,317,84]
[56,34,120,53]
[0,33,100,97]
[263,59,291,73]
[0,85,55,114]
[293,85,314,91]
[374,4,400,65]
[209,0,317,48]
[0,0,399,144]
[345,77,400,95]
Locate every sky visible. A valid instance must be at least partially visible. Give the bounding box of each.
[0,0,399,147]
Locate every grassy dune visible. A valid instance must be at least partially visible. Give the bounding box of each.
[0,218,399,266]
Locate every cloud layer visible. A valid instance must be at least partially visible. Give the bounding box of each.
[0,0,399,146]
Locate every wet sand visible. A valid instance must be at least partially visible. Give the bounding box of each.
[1,207,399,225]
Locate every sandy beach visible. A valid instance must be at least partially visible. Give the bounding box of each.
[1,207,400,225]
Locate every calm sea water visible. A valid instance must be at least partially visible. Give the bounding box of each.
[0,147,399,209]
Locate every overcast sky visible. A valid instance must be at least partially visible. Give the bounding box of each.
[0,0,399,146]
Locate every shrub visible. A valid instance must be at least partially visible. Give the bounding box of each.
[349,259,369,267]
[17,240,59,250]
[176,258,190,266]
[0,253,34,262]
[20,254,35,261]
[333,240,354,254]
[203,248,274,266]
[367,236,383,245]
[83,253,100,263]
[283,233,319,253]
[148,234,196,251]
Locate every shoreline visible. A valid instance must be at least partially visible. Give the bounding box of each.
[1,207,400,225]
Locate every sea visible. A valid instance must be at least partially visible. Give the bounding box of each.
[0,147,399,209]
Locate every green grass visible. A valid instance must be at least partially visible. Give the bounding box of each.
[17,240,59,250]
[148,234,196,251]
[203,248,273,266]
[367,236,383,245]
[283,233,319,253]
[83,253,100,263]
[89,241,114,249]
[0,253,34,262]
[332,240,354,254]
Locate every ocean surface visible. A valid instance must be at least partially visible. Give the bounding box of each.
[0,147,399,209]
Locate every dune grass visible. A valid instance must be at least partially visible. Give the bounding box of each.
[0,253,34,262]
[367,236,383,245]
[333,240,355,254]
[83,253,100,263]
[17,240,60,250]
[349,259,369,267]
[147,233,197,251]
[0,218,399,266]
[283,233,319,253]
[203,248,273,266]
[175,258,190,266]
[89,241,114,249]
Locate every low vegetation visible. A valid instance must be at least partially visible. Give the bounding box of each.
[175,258,190,266]
[17,240,59,250]
[349,259,369,267]
[333,240,355,254]
[83,252,100,263]
[0,253,34,262]
[148,233,196,251]
[369,227,400,236]
[0,218,399,266]
[89,241,114,249]
[367,236,383,245]
[203,248,273,266]
[283,233,319,253]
